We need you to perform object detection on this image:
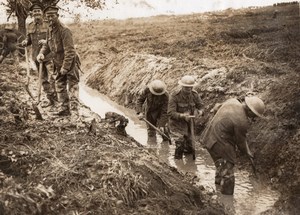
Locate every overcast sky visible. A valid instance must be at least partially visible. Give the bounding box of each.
[0,0,297,24]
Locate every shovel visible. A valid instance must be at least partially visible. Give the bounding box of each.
[142,118,172,145]
[189,114,196,160]
[37,62,43,104]
[23,47,43,120]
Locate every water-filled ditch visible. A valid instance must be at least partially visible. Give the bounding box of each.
[79,83,279,215]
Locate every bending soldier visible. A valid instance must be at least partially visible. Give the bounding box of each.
[136,80,169,143]
[202,96,265,195]
[37,5,80,116]
[168,75,203,159]
[21,1,57,108]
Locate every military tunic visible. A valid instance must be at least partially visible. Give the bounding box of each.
[202,98,250,195]
[25,20,56,102]
[25,20,48,62]
[168,89,202,135]
[136,87,169,136]
[202,98,249,164]
[40,20,80,111]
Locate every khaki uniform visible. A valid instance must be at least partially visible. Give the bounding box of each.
[136,87,169,137]
[25,20,56,102]
[168,89,202,135]
[202,98,250,195]
[40,20,80,112]
[168,89,202,158]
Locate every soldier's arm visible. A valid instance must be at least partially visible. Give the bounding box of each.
[136,88,147,114]
[157,94,169,127]
[25,32,32,46]
[39,30,50,56]
[234,125,249,155]
[61,28,76,71]
[168,94,181,120]
[193,91,203,110]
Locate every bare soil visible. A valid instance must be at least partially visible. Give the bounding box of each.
[0,2,300,215]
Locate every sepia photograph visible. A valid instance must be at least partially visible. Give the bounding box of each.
[0,0,299,214]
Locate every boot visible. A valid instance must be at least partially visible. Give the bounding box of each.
[221,176,235,195]
[174,140,184,159]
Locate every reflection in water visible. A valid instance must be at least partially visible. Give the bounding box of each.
[79,84,279,215]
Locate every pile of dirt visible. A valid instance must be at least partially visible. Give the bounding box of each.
[80,3,300,214]
[0,64,224,214]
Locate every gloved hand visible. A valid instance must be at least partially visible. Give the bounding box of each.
[21,40,28,47]
[137,113,144,120]
[60,68,68,75]
[38,39,46,46]
[36,53,44,62]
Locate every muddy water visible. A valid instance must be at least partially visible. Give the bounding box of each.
[79,83,279,215]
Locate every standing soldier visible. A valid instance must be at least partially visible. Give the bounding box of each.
[136,80,169,142]
[21,1,57,108]
[168,75,203,159]
[37,5,80,116]
[202,96,265,195]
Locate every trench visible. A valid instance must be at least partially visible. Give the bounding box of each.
[79,82,279,215]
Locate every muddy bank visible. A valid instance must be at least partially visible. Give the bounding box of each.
[0,62,225,214]
[80,4,300,214]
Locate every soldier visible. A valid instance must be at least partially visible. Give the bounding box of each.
[202,96,265,195]
[21,1,57,108]
[37,5,80,116]
[136,80,169,142]
[168,75,203,159]
[0,24,18,64]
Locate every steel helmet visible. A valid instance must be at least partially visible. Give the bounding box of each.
[148,80,166,95]
[245,96,265,118]
[178,75,197,87]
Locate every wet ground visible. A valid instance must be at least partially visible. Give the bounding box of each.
[80,83,279,215]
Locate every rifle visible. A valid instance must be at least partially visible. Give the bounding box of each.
[142,118,172,145]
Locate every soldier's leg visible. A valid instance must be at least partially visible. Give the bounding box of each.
[174,135,185,159]
[146,112,156,138]
[67,67,79,112]
[219,160,235,195]
[208,147,223,185]
[40,62,56,107]
[55,73,70,116]
[183,135,195,154]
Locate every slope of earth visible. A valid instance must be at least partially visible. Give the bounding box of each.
[0,64,224,214]
[76,3,300,214]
